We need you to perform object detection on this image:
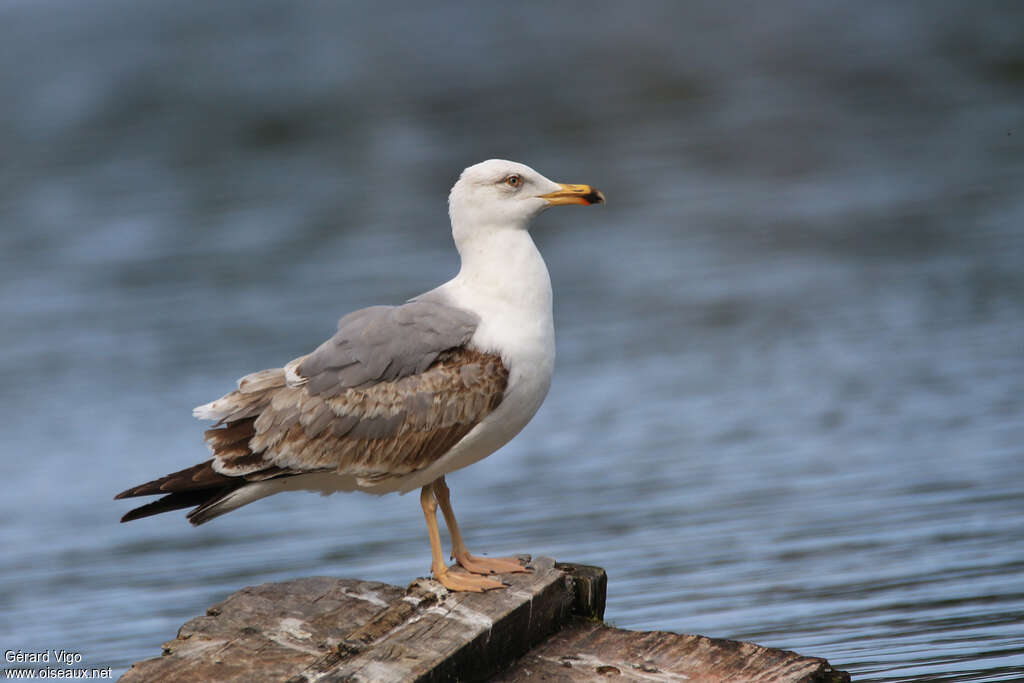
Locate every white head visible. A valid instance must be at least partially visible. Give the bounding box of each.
[447,159,603,246]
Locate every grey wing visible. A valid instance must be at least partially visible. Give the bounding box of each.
[297,300,480,395]
[192,300,504,487]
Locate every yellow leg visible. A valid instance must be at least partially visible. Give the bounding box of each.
[432,477,529,577]
[420,484,504,592]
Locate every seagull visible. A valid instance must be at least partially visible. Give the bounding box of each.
[115,159,604,592]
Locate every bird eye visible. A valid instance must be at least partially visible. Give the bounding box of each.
[504,174,522,188]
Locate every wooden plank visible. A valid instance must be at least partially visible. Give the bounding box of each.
[120,557,598,683]
[493,620,851,683]
[119,576,406,683]
[304,556,580,682]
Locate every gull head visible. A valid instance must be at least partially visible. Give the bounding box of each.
[448,159,603,242]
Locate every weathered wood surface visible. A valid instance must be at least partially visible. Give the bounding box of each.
[119,558,850,682]
[495,620,850,682]
[121,557,594,682]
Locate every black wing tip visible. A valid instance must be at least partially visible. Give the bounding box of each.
[119,502,161,523]
[185,509,214,526]
[119,508,150,523]
[117,486,236,524]
[114,481,168,500]
[113,460,230,501]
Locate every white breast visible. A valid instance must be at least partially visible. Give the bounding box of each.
[393,228,556,493]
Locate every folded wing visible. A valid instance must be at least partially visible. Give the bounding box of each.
[116,300,508,524]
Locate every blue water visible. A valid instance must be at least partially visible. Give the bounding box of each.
[1,2,1023,680]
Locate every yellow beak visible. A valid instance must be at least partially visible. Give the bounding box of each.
[540,183,605,206]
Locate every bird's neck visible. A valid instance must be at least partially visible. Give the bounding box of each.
[451,227,552,314]
[443,224,555,394]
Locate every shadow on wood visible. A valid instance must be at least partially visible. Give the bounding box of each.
[120,557,850,682]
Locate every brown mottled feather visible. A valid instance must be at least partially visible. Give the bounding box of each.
[213,347,508,484]
[116,347,508,522]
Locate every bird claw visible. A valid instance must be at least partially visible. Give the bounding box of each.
[434,565,507,592]
[455,553,531,576]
